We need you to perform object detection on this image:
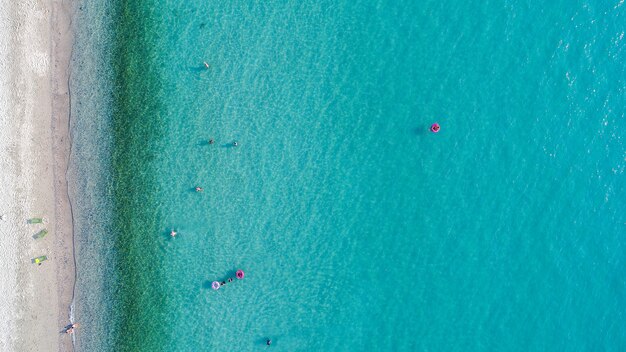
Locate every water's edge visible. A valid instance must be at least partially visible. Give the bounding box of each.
[70,1,116,350]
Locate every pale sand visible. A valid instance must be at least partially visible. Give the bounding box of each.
[0,0,74,351]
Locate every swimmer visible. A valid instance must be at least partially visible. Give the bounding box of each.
[209,139,214,144]
[195,186,204,192]
[266,339,272,346]
[233,141,238,147]
[203,61,210,69]
[170,230,177,237]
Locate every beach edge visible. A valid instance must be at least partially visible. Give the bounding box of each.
[50,0,76,351]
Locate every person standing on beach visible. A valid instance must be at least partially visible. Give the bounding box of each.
[65,323,79,334]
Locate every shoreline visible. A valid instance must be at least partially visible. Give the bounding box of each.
[50,0,75,351]
[0,0,74,351]
[69,1,119,349]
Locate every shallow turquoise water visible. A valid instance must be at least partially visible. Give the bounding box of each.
[72,0,626,351]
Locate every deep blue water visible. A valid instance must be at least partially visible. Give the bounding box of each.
[71,0,626,351]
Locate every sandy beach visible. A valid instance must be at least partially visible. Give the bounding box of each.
[0,0,73,351]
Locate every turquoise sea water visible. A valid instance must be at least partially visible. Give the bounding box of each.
[70,0,626,351]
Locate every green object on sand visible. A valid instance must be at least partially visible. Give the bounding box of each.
[33,229,48,240]
[28,218,43,224]
[32,256,47,265]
